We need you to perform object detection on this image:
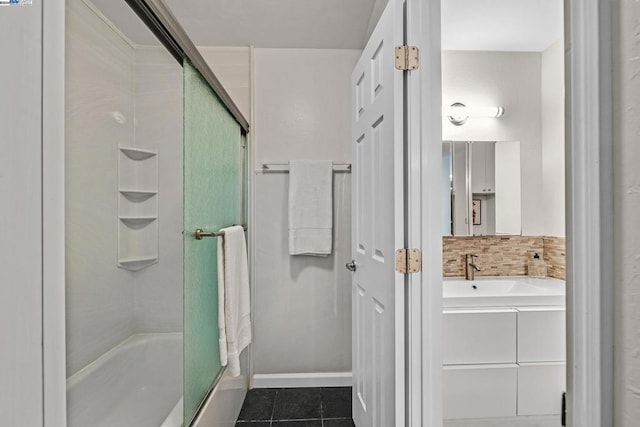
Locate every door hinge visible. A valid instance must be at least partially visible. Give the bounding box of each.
[561,392,566,426]
[395,46,419,71]
[395,248,422,274]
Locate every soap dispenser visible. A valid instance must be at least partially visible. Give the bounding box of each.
[528,252,547,278]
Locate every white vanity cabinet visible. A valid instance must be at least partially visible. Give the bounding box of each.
[443,305,566,420]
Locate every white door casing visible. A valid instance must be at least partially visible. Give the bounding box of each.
[350,1,405,426]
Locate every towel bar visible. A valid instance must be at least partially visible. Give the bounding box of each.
[194,225,248,240]
[261,162,351,173]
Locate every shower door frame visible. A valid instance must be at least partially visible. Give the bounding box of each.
[39,2,613,427]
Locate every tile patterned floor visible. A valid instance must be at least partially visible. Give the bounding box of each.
[235,387,354,426]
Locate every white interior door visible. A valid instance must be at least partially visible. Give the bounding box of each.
[350,1,404,426]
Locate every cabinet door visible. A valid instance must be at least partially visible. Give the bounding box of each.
[443,364,518,419]
[443,309,517,365]
[485,142,495,192]
[517,307,566,362]
[518,363,566,415]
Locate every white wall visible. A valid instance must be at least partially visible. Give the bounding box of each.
[613,2,640,425]
[255,49,354,163]
[133,47,184,333]
[252,48,358,375]
[442,51,543,236]
[65,0,136,376]
[541,40,565,237]
[0,1,44,425]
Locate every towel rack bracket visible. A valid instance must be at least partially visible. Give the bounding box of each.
[194,226,247,240]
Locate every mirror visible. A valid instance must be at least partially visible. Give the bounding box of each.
[443,141,522,236]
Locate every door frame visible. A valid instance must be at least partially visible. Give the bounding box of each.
[41,1,613,427]
[405,0,614,426]
[42,1,67,426]
[563,1,614,426]
[405,0,443,425]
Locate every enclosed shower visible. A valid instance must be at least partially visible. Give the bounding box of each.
[64,0,248,425]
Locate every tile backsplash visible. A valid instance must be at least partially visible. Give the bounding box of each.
[443,235,566,280]
[542,236,566,280]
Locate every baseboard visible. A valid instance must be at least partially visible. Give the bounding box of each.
[252,372,352,389]
[444,415,559,427]
[191,351,250,427]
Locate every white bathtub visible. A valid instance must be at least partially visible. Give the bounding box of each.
[443,276,565,308]
[67,333,183,427]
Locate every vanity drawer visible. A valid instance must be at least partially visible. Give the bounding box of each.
[443,309,517,365]
[443,364,518,419]
[517,307,566,362]
[518,362,566,415]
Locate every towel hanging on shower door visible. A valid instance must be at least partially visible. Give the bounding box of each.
[217,225,251,376]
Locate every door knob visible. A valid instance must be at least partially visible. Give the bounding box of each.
[346,260,357,272]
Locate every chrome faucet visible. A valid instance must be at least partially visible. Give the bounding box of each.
[465,254,481,280]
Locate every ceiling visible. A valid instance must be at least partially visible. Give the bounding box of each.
[441,0,563,52]
[90,0,563,51]
[91,0,380,49]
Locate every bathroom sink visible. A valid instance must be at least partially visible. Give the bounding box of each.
[443,276,566,308]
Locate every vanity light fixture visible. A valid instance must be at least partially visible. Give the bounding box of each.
[443,102,505,126]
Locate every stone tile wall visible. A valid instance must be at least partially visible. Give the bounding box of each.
[443,235,566,280]
[542,236,566,280]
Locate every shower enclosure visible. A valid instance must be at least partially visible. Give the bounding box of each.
[64,0,249,425]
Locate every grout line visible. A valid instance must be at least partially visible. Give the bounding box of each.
[320,388,324,426]
[270,389,278,423]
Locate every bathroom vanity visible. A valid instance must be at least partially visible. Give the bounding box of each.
[442,277,566,420]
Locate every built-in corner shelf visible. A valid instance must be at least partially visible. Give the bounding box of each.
[120,146,157,161]
[118,257,159,271]
[117,146,159,272]
[119,216,158,228]
[119,190,158,202]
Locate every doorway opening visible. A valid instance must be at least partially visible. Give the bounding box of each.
[439,2,566,425]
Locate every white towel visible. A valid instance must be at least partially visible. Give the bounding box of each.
[217,226,251,377]
[288,160,333,256]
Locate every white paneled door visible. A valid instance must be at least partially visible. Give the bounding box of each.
[350,1,405,426]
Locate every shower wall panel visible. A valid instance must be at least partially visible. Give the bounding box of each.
[65,0,136,376]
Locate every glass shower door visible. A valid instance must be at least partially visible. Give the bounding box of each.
[183,61,243,426]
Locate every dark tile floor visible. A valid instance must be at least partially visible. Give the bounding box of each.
[235,387,354,426]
